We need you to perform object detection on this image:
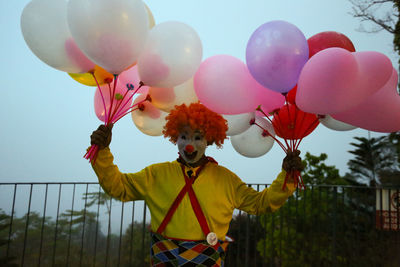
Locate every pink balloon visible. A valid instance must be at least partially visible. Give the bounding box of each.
[94,79,135,123]
[119,65,149,95]
[332,68,400,132]
[194,55,281,115]
[296,48,393,115]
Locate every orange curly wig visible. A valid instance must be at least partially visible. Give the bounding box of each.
[163,103,228,148]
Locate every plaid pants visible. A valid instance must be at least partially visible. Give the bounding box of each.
[150,232,229,267]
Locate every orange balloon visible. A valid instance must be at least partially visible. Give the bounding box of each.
[68,65,114,86]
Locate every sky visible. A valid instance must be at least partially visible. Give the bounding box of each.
[0,0,397,185]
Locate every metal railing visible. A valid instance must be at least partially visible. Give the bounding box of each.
[0,182,399,266]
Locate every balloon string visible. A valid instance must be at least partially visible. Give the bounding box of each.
[112,107,140,124]
[91,73,108,123]
[283,94,295,151]
[252,122,287,153]
[255,106,289,152]
[107,75,119,124]
[112,81,145,121]
[293,106,307,149]
[295,117,320,151]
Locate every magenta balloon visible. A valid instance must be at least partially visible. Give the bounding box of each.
[194,55,271,115]
[246,20,309,93]
[296,48,393,115]
[332,68,400,133]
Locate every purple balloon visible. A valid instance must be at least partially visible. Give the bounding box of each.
[246,20,309,93]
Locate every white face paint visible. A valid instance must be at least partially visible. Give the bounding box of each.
[177,126,207,165]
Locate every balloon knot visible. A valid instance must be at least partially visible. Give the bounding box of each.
[104,77,113,84]
[145,94,152,102]
[114,93,123,100]
[262,130,270,137]
[138,103,145,111]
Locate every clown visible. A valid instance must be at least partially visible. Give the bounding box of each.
[90,103,303,266]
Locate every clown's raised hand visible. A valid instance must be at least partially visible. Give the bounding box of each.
[90,124,113,149]
[282,150,304,173]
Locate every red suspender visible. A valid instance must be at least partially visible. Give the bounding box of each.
[156,159,216,242]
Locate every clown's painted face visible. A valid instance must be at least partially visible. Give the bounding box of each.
[177,126,207,165]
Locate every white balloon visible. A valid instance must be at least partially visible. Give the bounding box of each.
[149,78,198,112]
[231,117,275,158]
[131,95,168,136]
[21,0,95,73]
[67,0,149,74]
[138,21,203,88]
[223,113,255,136]
[319,115,357,131]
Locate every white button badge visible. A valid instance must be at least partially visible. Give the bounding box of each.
[206,232,218,246]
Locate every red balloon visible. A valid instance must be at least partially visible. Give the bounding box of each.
[286,85,297,104]
[272,104,319,140]
[307,31,355,58]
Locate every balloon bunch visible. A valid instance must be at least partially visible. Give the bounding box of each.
[21,0,203,163]
[194,20,399,189]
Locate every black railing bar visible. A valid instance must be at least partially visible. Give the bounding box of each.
[93,185,101,267]
[236,209,241,267]
[79,184,89,267]
[397,189,399,230]
[279,203,283,259]
[6,184,17,258]
[317,187,321,265]
[380,188,383,229]
[105,197,112,267]
[255,184,260,267]
[388,188,392,230]
[302,185,307,258]
[117,201,125,267]
[38,183,48,267]
[51,184,62,267]
[285,189,290,263]
[129,202,135,266]
[332,188,337,267]
[310,185,315,265]
[21,184,33,267]
[263,184,267,267]
[245,185,250,267]
[270,210,275,267]
[66,184,76,267]
[141,203,147,266]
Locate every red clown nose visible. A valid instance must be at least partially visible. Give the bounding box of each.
[185,144,194,153]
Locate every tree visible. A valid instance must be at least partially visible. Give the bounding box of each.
[347,136,395,185]
[349,0,400,88]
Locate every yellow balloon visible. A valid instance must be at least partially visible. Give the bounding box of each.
[68,65,114,86]
[145,4,155,29]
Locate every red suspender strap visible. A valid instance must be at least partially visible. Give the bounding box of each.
[156,162,208,234]
[156,161,216,243]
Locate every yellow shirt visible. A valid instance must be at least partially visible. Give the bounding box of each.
[92,148,295,241]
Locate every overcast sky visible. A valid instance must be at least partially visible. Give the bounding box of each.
[0,0,397,185]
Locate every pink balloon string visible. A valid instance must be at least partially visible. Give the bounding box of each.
[257,105,307,190]
[84,75,145,164]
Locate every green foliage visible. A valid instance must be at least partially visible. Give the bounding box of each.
[347,134,400,186]
[301,152,348,185]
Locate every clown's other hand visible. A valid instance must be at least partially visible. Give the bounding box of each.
[282,150,304,173]
[90,124,113,149]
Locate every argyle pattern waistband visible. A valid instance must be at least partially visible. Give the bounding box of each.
[150,232,229,267]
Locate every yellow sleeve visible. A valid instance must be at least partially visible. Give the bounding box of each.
[91,147,150,202]
[233,170,296,215]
